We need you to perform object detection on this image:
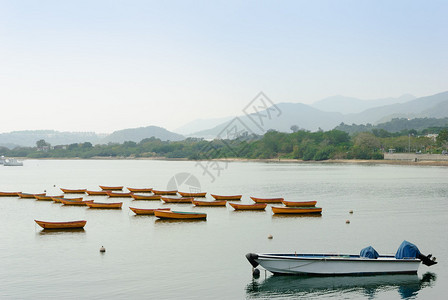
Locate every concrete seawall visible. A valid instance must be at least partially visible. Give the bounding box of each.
[384,153,448,162]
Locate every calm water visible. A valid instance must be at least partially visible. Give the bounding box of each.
[0,160,446,299]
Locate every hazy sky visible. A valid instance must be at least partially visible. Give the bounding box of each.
[1,0,447,133]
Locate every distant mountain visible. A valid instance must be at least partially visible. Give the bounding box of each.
[312,94,415,114]
[100,126,184,144]
[174,116,235,135]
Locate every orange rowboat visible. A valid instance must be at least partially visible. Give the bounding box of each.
[35,219,87,229]
[129,207,171,215]
[60,188,87,194]
[250,197,284,203]
[154,210,207,220]
[178,191,207,197]
[99,185,123,191]
[152,190,178,195]
[127,187,153,193]
[271,206,322,214]
[282,200,317,207]
[131,194,161,200]
[161,197,194,203]
[228,202,267,210]
[86,201,123,209]
[86,190,109,196]
[60,198,94,206]
[0,191,20,197]
[211,194,242,200]
[191,199,227,206]
[35,195,64,201]
[106,191,133,197]
[52,197,81,203]
[19,193,46,199]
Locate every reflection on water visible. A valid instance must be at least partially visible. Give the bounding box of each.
[246,273,436,299]
[37,228,86,236]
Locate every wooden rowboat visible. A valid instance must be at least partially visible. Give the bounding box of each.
[152,189,178,195]
[19,192,46,199]
[99,185,123,191]
[191,199,227,206]
[129,207,171,215]
[34,219,87,229]
[106,191,133,197]
[131,194,161,200]
[271,206,322,214]
[86,190,109,196]
[127,187,153,193]
[228,202,267,210]
[60,198,94,206]
[161,197,194,203]
[178,191,207,197]
[52,197,81,203]
[0,191,20,197]
[86,201,123,209]
[60,188,87,194]
[211,194,242,200]
[35,195,64,201]
[250,197,284,203]
[282,200,317,207]
[154,210,207,220]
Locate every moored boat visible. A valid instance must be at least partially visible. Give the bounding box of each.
[271,206,322,214]
[19,192,46,199]
[86,201,123,209]
[152,189,178,195]
[106,191,133,197]
[99,185,123,191]
[246,241,437,276]
[191,199,227,206]
[35,195,64,201]
[34,219,87,229]
[228,202,267,210]
[52,197,81,203]
[127,187,153,193]
[60,188,87,194]
[250,197,284,203]
[86,190,109,196]
[0,191,20,197]
[131,194,161,200]
[179,191,207,197]
[282,200,317,207]
[60,198,94,206]
[211,194,242,200]
[154,210,207,220]
[129,207,171,215]
[161,196,194,203]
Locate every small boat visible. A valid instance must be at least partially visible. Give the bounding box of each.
[282,200,317,207]
[131,194,161,200]
[52,197,81,203]
[152,189,178,195]
[35,195,64,201]
[106,191,133,197]
[60,198,94,206]
[127,187,153,193]
[99,185,123,191]
[228,202,267,210]
[250,197,284,203]
[19,192,46,199]
[0,191,20,197]
[154,210,207,220]
[178,191,207,197]
[191,199,227,206]
[60,188,87,194]
[86,190,109,196]
[86,201,123,209]
[3,158,23,166]
[246,241,437,276]
[34,220,87,229]
[271,206,322,214]
[161,196,194,203]
[211,194,242,200]
[129,207,171,215]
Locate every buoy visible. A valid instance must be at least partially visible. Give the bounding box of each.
[346,220,350,224]
[349,210,353,214]
[268,234,273,239]
[100,246,106,253]
[53,185,56,187]
[252,268,260,277]
[44,190,46,192]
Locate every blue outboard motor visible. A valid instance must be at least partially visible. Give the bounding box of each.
[395,240,437,266]
[360,246,379,259]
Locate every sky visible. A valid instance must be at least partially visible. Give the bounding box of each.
[0,0,447,134]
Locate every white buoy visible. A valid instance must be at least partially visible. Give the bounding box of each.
[100,246,106,253]
[268,234,273,239]
[346,220,350,224]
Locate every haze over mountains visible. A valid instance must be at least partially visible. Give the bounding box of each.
[1,91,447,148]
